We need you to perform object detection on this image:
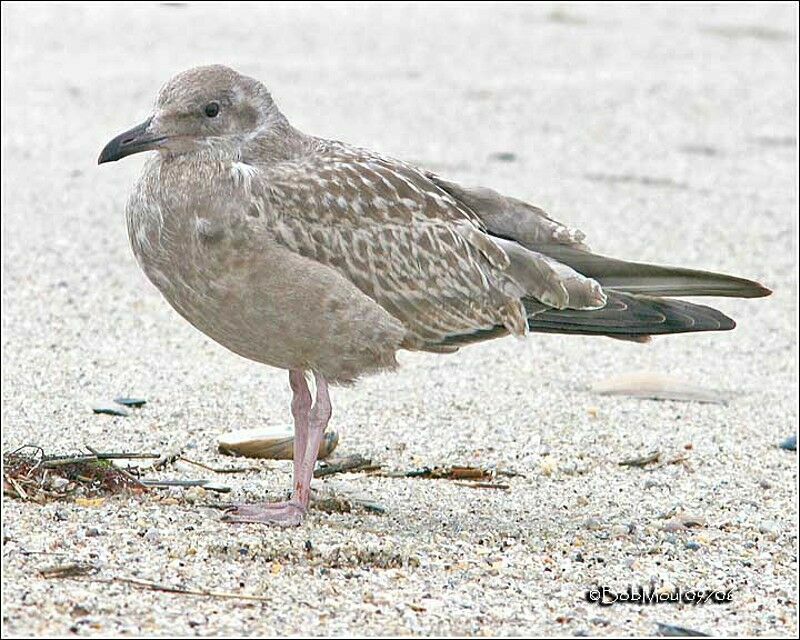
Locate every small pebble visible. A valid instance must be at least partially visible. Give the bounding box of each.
[85,527,102,538]
[70,605,91,618]
[779,435,796,451]
[684,541,701,551]
[50,477,69,491]
[581,517,603,531]
[655,622,710,637]
[143,528,161,544]
[183,487,207,504]
[489,151,516,162]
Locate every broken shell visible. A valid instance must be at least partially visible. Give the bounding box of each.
[114,397,147,408]
[217,425,339,460]
[591,372,728,405]
[91,404,129,417]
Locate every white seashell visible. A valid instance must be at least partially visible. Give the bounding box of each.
[591,372,728,405]
[217,425,339,460]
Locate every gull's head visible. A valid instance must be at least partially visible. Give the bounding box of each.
[98,65,279,164]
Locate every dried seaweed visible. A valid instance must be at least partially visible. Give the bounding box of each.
[3,448,147,503]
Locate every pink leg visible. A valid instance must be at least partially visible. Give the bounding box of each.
[223,370,331,527]
[289,370,312,486]
[293,372,331,509]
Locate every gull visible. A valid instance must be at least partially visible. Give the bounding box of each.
[99,65,770,526]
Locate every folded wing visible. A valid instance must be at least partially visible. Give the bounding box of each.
[427,174,770,341]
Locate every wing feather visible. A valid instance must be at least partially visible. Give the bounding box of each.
[252,144,527,346]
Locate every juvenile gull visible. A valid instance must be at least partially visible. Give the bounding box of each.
[99,65,770,526]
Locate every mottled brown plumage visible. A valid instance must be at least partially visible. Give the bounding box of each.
[99,65,770,525]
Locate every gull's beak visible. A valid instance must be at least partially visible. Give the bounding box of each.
[98,117,165,164]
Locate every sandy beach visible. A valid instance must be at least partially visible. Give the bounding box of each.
[1,2,797,636]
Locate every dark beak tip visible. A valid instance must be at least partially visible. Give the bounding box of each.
[98,138,123,165]
[98,117,154,165]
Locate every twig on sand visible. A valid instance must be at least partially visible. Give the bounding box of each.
[383,465,495,481]
[40,565,271,602]
[177,455,259,474]
[140,479,231,493]
[40,452,160,468]
[454,481,510,490]
[618,451,661,468]
[314,454,380,478]
[96,576,271,602]
[5,475,30,501]
[39,562,99,579]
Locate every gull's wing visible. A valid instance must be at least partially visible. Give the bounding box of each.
[425,175,769,341]
[428,174,770,299]
[250,144,604,349]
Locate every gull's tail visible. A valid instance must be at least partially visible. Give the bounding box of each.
[527,291,736,341]
[530,244,772,299]
[524,248,770,340]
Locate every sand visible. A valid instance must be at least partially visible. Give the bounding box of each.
[1,2,797,636]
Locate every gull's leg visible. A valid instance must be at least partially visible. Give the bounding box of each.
[289,369,312,486]
[291,372,332,509]
[223,370,330,527]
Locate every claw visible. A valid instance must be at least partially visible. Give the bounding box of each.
[221,501,306,527]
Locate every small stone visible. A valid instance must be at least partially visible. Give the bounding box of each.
[489,151,516,162]
[85,527,102,538]
[70,604,91,618]
[684,540,701,551]
[581,518,603,531]
[655,622,710,637]
[50,477,69,491]
[183,487,207,504]
[759,521,780,538]
[779,435,796,451]
[540,459,556,476]
[143,528,161,543]
[661,515,706,532]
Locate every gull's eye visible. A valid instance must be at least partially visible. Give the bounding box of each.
[204,102,220,118]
